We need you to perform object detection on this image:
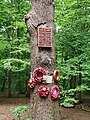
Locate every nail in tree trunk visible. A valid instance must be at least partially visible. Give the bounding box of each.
[25,0,60,120]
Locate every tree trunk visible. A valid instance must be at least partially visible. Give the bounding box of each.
[25,0,60,120]
[78,62,82,102]
[1,79,6,92]
[7,70,12,98]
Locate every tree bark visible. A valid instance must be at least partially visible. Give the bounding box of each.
[78,62,82,102]
[7,70,12,98]
[25,0,60,120]
[1,78,6,92]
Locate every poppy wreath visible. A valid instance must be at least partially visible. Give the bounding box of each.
[50,85,60,100]
[28,78,36,88]
[53,70,60,82]
[33,67,47,82]
[38,85,49,97]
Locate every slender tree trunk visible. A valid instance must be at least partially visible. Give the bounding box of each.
[1,79,6,92]
[70,76,73,89]
[25,0,60,120]
[7,70,12,97]
[63,79,66,90]
[78,62,82,102]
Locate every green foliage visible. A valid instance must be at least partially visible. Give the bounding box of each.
[55,0,90,104]
[61,98,78,107]
[59,84,90,107]
[23,118,32,120]
[2,58,30,72]
[64,84,90,95]
[0,0,31,94]
[12,106,29,120]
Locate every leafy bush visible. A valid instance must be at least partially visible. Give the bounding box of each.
[59,84,90,107]
[12,106,29,120]
[61,97,78,107]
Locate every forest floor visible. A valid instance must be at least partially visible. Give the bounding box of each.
[0,94,90,120]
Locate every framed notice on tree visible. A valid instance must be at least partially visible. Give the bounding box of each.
[38,27,52,47]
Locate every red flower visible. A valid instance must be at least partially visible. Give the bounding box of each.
[28,78,36,88]
[50,85,60,100]
[33,67,47,82]
[38,85,49,97]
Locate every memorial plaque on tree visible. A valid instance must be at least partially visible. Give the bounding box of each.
[38,27,52,47]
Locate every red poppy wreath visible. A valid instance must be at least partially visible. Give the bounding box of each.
[33,67,47,82]
[28,78,36,88]
[50,85,60,100]
[38,85,49,97]
[53,70,60,82]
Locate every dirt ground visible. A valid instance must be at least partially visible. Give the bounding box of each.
[61,105,90,120]
[0,97,90,120]
[0,98,30,120]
